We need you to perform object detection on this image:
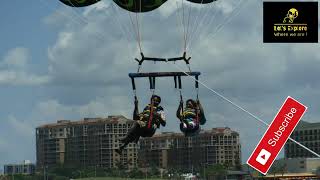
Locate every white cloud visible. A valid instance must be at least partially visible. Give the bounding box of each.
[0,71,49,85]
[2,47,28,68]
[7,115,34,138]
[0,47,50,86]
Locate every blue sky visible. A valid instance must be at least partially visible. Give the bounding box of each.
[0,0,319,172]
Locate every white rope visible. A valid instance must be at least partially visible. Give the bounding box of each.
[176,1,187,53]
[110,3,135,58]
[185,0,206,50]
[181,0,187,51]
[190,0,248,54]
[187,1,217,51]
[39,0,111,44]
[111,3,135,43]
[185,4,192,50]
[38,0,82,26]
[128,11,142,53]
[206,0,247,40]
[135,11,142,53]
[138,0,143,52]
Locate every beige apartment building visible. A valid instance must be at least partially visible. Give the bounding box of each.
[138,127,241,171]
[36,116,137,169]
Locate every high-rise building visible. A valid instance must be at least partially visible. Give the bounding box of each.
[4,160,35,175]
[36,116,137,169]
[285,121,320,158]
[138,127,241,171]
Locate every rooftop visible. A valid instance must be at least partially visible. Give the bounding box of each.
[296,121,320,130]
[36,115,132,129]
[152,127,239,138]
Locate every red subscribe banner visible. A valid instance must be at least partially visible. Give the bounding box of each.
[247,96,307,175]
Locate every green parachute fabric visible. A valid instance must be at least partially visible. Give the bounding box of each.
[112,0,168,13]
[186,0,217,4]
[59,0,101,7]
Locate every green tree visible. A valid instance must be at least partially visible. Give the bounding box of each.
[269,161,286,178]
[205,164,227,179]
[128,167,144,178]
[149,164,160,177]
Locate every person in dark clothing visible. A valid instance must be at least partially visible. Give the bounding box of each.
[116,95,166,155]
[176,99,206,136]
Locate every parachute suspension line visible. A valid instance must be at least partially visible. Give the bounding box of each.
[111,3,135,43]
[185,5,192,53]
[189,0,248,54]
[187,0,215,49]
[171,63,320,158]
[181,0,187,52]
[123,1,142,54]
[38,0,82,26]
[207,0,247,41]
[45,0,135,54]
[175,2,186,53]
[134,0,143,53]
[66,0,87,21]
[186,0,205,51]
[111,3,136,59]
[63,0,135,60]
[53,0,108,41]
[189,5,217,54]
[135,12,142,53]
[129,13,141,53]
[189,1,223,51]
[138,0,143,52]
[185,6,191,52]
[188,0,221,52]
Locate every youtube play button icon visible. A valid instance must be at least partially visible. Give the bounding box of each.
[256,149,271,165]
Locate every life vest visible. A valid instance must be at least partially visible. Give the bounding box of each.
[139,104,163,129]
[182,107,198,125]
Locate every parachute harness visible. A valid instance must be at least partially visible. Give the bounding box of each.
[147,98,155,129]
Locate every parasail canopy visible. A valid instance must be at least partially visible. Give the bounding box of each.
[59,0,217,11]
[113,0,168,13]
[59,0,101,7]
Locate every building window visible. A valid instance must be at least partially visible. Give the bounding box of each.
[83,125,88,136]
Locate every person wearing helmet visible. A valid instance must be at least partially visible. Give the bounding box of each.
[116,95,166,155]
[176,99,206,136]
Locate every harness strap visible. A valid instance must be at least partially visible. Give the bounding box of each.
[195,110,199,125]
[147,102,154,129]
[194,104,200,125]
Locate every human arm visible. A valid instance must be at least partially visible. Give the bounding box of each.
[155,106,166,127]
[176,100,183,120]
[197,100,206,125]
